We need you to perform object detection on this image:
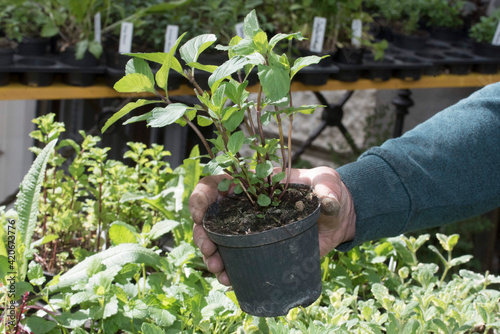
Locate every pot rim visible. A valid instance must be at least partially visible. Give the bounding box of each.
[203,184,321,248]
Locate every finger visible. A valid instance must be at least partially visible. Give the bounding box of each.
[217,271,231,286]
[189,175,228,225]
[320,197,341,216]
[204,251,225,274]
[193,224,217,257]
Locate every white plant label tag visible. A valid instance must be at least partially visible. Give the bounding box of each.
[492,21,500,45]
[351,19,362,48]
[235,22,245,38]
[310,17,327,53]
[94,12,101,43]
[164,25,179,53]
[119,22,134,54]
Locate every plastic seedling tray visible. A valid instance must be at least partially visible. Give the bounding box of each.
[0,54,106,87]
[294,63,339,85]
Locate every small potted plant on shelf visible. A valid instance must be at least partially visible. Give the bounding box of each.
[330,0,388,81]
[0,10,15,86]
[469,8,500,57]
[424,0,465,41]
[101,0,192,87]
[367,0,428,50]
[36,0,111,86]
[0,0,58,56]
[468,8,500,73]
[102,10,328,317]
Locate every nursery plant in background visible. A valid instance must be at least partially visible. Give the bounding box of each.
[469,8,500,58]
[25,114,201,275]
[0,0,58,56]
[332,0,387,63]
[424,0,465,41]
[366,0,428,49]
[102,9,329,316]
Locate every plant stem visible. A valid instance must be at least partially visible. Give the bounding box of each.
[96,164,103,252]
[274,109,287,173]
[183,116,214,159]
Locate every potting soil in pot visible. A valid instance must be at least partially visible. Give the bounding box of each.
[203,184,318,235]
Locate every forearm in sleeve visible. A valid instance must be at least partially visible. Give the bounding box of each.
[336,82,500,251]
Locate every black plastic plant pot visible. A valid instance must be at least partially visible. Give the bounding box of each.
[0,72,9,86]
[332,69,362,82]
[61,48,99,86]
[430,26,462,42]
[332,47,364,64]
[203,199,322,317]
[393,32,428,50]
[0,48,14,65]
[105,49,131,69]
[444,52,473,74]
[414,51,445,76]
[474,63,499,74]
[18,58,56,87]
[394,56,423,81]
[17,37,50,56]
[472,42,500,58]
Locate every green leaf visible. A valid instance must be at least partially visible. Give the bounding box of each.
[15,139,57,280]
[147,104,189,127]
[227,131,245,153]
[449,255,473,267]
[197,115,213,127]
[208,56,251,91]
[156,32,187,97]
[103,296,119,319]
[41,21,58,38]
[257,194,271,207]
[402,319,420,334]
[126,53,185,76]
[31,234,59,248]
[186,62,218,73]
[49,244,167,292]
[101,100,160,133]
[140,320,163,333]
[89,41,103,60]
[123,111,152,125]
[144,0,191,13]
[217,178,232,192]
[148,220,179,240]
[180,34,217,65]
[114,73,156,94]
[269,32,304,50]
[109,222,138,245]
[291,55,326,79]
[55,310,89,329]
[149,308,176,327]
[243,10,260,38]
[256,161,273,179]
[223,109,245,132]
[26,316,57,334]
[125,58,154,85]
[272,171,286,183]
[258,63,290,102]
[388,237,416,265]
[27,261,46,286]
[252,30,268,54]
[75,40,88,60]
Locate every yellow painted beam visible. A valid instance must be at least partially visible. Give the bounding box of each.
[0,73,499,101]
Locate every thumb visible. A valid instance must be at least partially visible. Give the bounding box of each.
[314,184,341,217]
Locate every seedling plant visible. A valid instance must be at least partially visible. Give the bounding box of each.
[103,10,327,210]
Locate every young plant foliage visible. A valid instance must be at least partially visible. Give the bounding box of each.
[103,10,327,208]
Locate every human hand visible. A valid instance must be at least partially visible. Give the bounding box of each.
[189,166,356,286]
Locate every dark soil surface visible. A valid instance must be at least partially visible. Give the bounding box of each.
[203,184,319,235]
